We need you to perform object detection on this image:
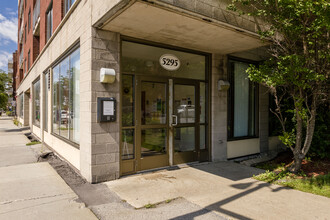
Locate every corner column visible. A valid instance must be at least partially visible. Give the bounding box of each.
[211,54,228,161]
[89,28,120,183]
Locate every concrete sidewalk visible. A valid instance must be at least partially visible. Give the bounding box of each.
[105,162,330,220]
[0,116,97,220]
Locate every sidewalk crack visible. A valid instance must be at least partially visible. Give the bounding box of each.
[0,193,75,206]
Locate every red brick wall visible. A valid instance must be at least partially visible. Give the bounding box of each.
[39,0,63,50]
[17,0,64,79]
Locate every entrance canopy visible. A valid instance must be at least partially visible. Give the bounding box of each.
[95,1,266,54]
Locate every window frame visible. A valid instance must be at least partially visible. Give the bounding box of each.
[227,57,259,141]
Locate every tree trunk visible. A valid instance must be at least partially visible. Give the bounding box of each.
[289,154,304,173]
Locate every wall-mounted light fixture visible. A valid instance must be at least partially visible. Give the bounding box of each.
[100,68,116,83]
[217,80,230,91]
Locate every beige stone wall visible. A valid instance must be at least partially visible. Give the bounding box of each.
[227,138,260,158]
[89,29,121,183]
[16,0,93,177]
[211,54,228,161]
[158,0,260,33]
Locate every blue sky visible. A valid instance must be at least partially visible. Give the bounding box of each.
[0,0,18,73]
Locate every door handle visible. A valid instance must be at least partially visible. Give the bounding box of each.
[172,115,178,126]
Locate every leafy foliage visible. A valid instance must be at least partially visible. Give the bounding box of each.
[0,70,11,110]
[254,171,330,198]
[228,0,330,172]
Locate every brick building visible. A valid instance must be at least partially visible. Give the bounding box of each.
[14,0,282,183]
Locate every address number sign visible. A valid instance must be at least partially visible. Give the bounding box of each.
[159,54,180,71]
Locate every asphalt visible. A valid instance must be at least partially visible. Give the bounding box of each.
[0,116,97,220]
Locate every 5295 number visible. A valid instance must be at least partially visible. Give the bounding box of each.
[162,58,179,67]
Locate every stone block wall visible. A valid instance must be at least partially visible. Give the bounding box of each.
[211,54,228,161]
[159,0,259,33]
[89,28,121,183]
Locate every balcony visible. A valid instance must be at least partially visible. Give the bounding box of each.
[33,0,40,36]
[19,48,23,69]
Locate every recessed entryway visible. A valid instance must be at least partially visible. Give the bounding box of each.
[120,40,210,175]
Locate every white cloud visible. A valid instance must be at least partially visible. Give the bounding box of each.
[0,13,18,43]
[0,14,5,21]
[0,50,12,72]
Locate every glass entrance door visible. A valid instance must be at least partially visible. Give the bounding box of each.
[120,76,207,175]
[137,77,169,171]
[171,80,199,164]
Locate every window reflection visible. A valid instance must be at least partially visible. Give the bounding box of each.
[122,129,134,160]
[174,127,195,152]
[122,41,206,80]
[33,80,40,127]
[122,75,134,127]
[141,82,166,125]
[141,128,166,157]
[174,85,195,124]
[52,47,80,143]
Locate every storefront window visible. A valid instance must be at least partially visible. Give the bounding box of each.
[122,41,206,80]
[228,60,257,138]
[19,93,24,117]
[44,72,49,131]
[52,47,80,144]
[33,79,40,127]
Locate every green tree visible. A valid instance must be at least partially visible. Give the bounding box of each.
[0,70,11,110]
[228,0,329,173]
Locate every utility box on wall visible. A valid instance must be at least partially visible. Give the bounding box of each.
[97,97,117,122]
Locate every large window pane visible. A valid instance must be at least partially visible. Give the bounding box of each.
[33,80,40,127]
[19,93,23,117]
[122,41,206,80]
[44,73,48,131]
[141,128,166,157]
[122,75,134,127]
[46,6,53,41]
[60,57,70,140]
[200,125,206,150]
[141,82,166,125]
[200,82,206,123]
[53,65,60,135]
[229,60,256,138]
[52,47,80,143]
[174,127,195,152]
[234,62,249,137]
[174,85,195,124]
[70,48,80,143]
[122,129,134,160]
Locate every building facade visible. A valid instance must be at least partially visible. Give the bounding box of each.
[14,0,282,183]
